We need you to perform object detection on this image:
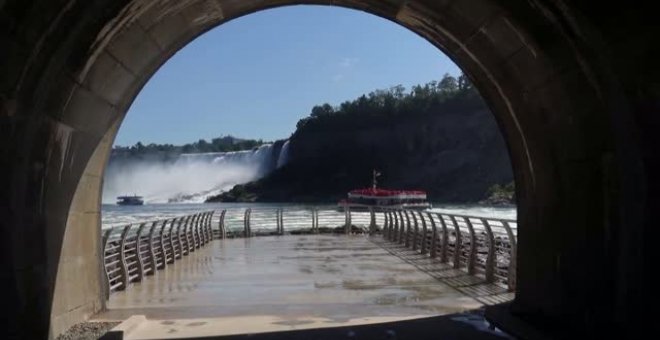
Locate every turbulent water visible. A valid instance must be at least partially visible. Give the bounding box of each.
[103,143,288,204]
[102,202,517,229]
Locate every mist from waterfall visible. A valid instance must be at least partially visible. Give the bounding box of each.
[276,140,290,168]
[103,142,289,204]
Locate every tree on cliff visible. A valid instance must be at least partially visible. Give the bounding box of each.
[294,72,479,137]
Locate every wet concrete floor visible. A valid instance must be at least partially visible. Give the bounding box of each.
[95,235,488,337]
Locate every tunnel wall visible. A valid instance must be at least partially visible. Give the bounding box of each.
[48,120,119,337]
[0,0,657,339]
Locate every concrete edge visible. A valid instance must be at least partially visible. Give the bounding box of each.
[100,315,147,340]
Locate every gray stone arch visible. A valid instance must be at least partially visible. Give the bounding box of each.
[0,1,654,339]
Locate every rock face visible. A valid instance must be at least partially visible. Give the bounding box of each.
[208,104,513,203]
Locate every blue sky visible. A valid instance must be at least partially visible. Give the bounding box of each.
[115,5,461,146]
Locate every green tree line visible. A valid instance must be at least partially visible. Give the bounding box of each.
[112,135,265,160]
[293,73,481,138]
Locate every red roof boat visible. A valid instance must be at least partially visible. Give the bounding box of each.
[338,171,432,211]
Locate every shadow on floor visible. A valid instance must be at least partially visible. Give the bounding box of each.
[167,309,514,340]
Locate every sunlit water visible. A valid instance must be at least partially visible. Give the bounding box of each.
[102,202,516,229]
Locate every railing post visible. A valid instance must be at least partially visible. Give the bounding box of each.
[203,212,208,243]
[190,214,198,250]
[369,207,376,233]
[243,208,251,237]
[482,219,496,283]
[218,210,226,239]
[177,217,186,256]
[418,211,428,255]
[118,225,132,290]
[392,211,399,242]
[189,214,196,251]
[464,217,477,275]
[503,221,517,291]
[135,223,146,282]
[186,215,193,252]
[200,213,207,245]
[387,211,393,240]
[391,211,397,241]
[314,208,319,234]
[449,215,462,269]
[188,214,195,251]
[101,229,113,299]
[438,214,449,263]
[398,210,406,244]
[194,213,201,249]
[162,219,173,265]
[403,210,412,248]
[188,214,196,252]
[279,208,284,235]
[383,211,389,239]
[311,208,316,234]
[207,211,214,242]
[243,209,247,237]
[345,206,351,235]
[387,211,393,239]
[158,219,170,269]
[181,216,190,255]
[172,218,182,259]
[427,212,437,258]
[197,214,204,246]
[147,221,158,273]
[250,208,255,236]
[276,209,281,235]
[411,211,419,251]
[202,212,208,244]
[166,218,174,261]
[275,209,280,234]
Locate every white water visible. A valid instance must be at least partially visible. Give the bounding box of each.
[276,140,290,168]
[429,204,516,220]
[103,143,289,204]
[102,202,517,229]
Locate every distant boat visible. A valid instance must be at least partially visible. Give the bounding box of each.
[116,195,144,206]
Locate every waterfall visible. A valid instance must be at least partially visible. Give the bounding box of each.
[103,143,286,204]
[276,140,290,168]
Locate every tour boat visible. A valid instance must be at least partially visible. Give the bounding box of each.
[116,195,144,206]
[338,171,431,211]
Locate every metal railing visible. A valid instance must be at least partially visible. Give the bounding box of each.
[380,209,517,291]
[211,206,379,238]
[101,207,516,297]
[101,211,214,297]
[206,207,515,290]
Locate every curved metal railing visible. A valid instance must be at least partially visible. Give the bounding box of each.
[206,206,515,290]
[101,211,215,297]
[102,207,516,297]
[379,208,517,290]
[210,206,378,238]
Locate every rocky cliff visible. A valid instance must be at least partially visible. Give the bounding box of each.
[208,94,513,203]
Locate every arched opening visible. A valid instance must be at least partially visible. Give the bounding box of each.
[91,6,516,336]
[1,1,650,339]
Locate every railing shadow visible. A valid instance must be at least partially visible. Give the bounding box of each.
[371,237,514,306]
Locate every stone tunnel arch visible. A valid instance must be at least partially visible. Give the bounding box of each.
[0,0,653,339]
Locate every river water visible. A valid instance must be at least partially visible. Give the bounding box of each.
[102,202,516,229]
